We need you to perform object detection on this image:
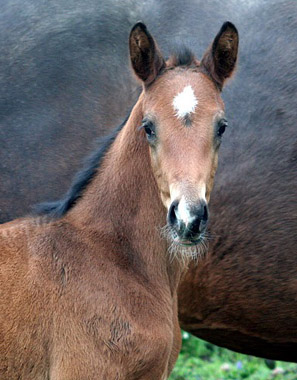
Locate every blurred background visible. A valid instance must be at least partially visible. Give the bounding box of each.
[170,333,297,380]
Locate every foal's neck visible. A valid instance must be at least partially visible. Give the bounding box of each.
[67,97,182,288]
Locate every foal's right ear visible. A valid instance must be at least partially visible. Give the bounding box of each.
[129,22,165,86]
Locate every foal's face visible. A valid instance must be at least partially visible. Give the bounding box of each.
[142,70,226,245]
[129,22,238,249]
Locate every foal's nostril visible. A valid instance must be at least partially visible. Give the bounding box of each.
[202,204,208,222]
[185,202,209,239]
[168,200,179,226]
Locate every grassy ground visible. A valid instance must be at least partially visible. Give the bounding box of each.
[169,332,297,380]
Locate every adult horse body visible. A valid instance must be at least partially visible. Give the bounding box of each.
[0,0,296,361]
[0,23,238,378]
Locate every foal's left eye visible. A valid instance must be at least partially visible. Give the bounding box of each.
[217,119,228,137]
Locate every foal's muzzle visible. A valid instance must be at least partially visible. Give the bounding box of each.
[167,199,209,245]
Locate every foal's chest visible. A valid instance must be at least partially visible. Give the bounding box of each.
[49,304,174,379]
[47,266,176,379]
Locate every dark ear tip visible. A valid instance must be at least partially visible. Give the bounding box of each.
[131,21,147,34]
[220,21,238,35]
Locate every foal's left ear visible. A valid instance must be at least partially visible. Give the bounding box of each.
[129,22,165,86]
[201,22,239,90]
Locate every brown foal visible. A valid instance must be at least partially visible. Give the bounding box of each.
[0,22,238,379]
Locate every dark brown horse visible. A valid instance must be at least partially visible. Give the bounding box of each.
[0,22,238,378]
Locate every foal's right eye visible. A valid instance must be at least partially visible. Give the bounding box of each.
[142,121,156,143]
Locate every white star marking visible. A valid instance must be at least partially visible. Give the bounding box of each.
[172,85,198,119]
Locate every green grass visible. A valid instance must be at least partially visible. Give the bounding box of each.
[169,332,297,380]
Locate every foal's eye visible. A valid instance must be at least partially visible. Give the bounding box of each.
[217,119,228,138]
[142,120,156,143]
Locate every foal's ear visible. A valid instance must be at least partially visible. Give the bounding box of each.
[129,22,165,86]
[201,22,239,90]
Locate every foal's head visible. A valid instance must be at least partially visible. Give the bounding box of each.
[129,22,238,256]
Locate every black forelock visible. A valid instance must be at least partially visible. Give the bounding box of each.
[169,46,196,67]
[33,112,130,218]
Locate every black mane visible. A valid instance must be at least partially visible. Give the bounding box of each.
[33,113,130,218]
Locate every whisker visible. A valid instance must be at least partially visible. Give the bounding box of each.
[159,223,209,264]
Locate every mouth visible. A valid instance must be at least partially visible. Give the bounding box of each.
[173,236,203,246]
[171,230,204,246]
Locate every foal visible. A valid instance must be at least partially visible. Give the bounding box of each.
[0,22,238,379]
